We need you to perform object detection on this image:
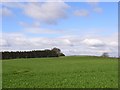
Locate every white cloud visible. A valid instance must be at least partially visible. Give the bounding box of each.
[0,7,13,16]
[18,21,65,35]
[19,21,41,27]
[86,0,99,2]
[2,0,119,2]
[24,27,63,34]
[93,7,103,13]
[22,2,70,24]
[2,2,70,24]
[1,32,118,57]
[2,2,25,9]
[1,0,39,2]
[19,22,29,27]
[62,39,72,45]
[74,9,89,17]
[1,2,118,57]
[86,0,99,6]
[86,0,103,14]
[82,38,105,47]
[0,38,9,47]
[109,42,118,47]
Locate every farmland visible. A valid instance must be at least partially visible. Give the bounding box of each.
[2,56,118,88]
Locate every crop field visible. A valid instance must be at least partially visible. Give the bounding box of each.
[2,56,118,88]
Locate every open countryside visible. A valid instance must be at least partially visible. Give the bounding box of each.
[3,56,118,88]
[1,1,118,89]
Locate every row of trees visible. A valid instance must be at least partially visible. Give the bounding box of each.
[2,48,65,59]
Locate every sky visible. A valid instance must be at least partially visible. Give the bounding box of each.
[0,0,118,57]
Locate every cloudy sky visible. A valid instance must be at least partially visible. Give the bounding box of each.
[0,0,118,57]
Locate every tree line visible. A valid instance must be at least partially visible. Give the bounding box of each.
[1,48,65,60]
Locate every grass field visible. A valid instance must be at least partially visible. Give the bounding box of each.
[2,56,118,88]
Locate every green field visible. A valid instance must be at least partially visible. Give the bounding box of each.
[2,56,118,88]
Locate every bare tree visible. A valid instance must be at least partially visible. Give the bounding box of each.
[101,52,109,57]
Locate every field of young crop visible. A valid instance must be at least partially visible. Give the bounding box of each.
[2,56,118,88]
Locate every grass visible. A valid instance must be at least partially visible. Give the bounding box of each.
[2,56,118,88]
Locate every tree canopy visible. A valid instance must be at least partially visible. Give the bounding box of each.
[2,48,65,59]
